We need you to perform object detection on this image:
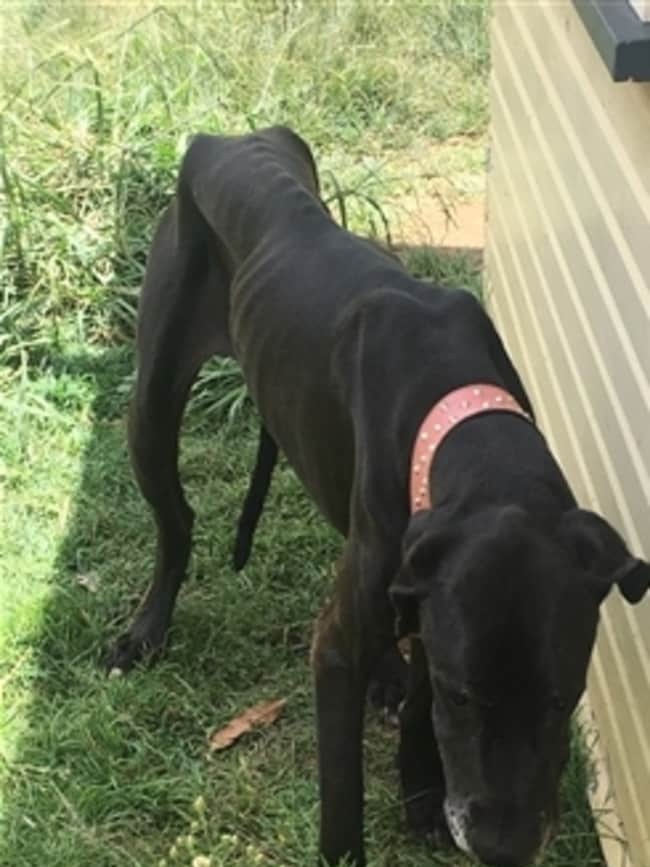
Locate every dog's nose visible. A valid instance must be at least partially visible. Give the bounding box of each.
[471,844,535,867]
[467,800,541,867]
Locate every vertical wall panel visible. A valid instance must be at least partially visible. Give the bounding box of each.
[487,2,650,865]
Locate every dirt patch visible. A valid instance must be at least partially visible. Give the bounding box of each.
[377,136,487,254]
[392,195,485,250]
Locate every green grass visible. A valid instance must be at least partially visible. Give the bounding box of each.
[0,305,605,867]
[1,0,490,375]
[0,3,605,866]
[0,254,604,867]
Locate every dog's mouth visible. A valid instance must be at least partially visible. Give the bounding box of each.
[443,799,472,855]
[443,798,552,866]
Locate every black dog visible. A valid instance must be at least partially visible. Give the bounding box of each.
[107,126,650,867]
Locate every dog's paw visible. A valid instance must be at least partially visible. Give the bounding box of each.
[367,646,407,725]
[104,620,167,674]
[367,679,403,726]
[404,790,454,849]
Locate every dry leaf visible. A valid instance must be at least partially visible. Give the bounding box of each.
[208,698,287,752]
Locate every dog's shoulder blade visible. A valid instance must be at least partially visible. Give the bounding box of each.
[334,285,428,344]
[332,285,441,390]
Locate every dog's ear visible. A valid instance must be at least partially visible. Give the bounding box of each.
[389,505,529,638]
[389,510,455,638]
[560,509,650,604]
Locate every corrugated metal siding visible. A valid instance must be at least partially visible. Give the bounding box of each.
[486,2,650,865]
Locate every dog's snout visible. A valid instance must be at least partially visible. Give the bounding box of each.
[466,799,544,867]
[472,849,532,867]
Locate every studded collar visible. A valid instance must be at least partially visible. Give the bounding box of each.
[409,384,533,513]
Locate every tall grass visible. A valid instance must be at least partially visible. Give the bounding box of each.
[1,0,490,379]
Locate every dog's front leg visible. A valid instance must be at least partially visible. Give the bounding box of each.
[311,545,392,867]
[398,637,450,846]
[312,601,367,866]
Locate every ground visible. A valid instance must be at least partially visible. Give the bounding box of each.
[0,3,603,866]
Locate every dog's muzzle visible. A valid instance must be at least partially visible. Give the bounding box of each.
[444,796,548,867]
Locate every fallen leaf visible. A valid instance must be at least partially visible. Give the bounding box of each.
[208,698,287,752]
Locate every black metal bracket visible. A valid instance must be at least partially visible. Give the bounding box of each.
[573,0,650,82]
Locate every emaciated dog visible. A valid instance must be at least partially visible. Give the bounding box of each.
[107,126,649,867]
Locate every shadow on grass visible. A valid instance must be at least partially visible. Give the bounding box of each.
[1,345,336,866]
[2,246,605,867]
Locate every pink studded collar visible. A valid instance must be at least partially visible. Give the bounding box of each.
[409,384,533,513]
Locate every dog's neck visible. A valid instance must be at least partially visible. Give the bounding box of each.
[409,384,534,513]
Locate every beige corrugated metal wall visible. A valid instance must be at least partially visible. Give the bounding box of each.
[486,1,650,865]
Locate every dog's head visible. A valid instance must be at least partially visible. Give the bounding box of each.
[390,504,649,867]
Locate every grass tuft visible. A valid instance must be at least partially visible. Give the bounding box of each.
[1,0,489,373]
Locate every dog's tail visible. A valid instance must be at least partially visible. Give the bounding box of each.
[233,425,278,571]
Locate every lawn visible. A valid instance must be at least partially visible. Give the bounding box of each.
[1,2,604,866]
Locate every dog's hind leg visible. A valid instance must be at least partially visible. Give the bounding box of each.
[106,192,231,673]
[232,425,278,571]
